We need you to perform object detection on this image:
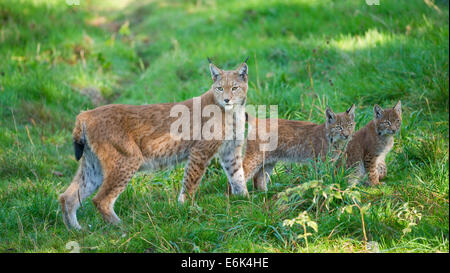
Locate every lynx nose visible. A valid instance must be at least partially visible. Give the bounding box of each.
[224,99,230,103]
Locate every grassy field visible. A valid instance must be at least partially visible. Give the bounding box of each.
[0,0,448,253]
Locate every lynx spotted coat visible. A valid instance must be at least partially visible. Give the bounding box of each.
[59,60,250,229]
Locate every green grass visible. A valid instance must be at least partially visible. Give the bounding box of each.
[0,0,448,253]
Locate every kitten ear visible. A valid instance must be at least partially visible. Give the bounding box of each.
[393,100,402,115]
[208,58,221,82]
[237,56,249,81]
[374,104,384,119]
[346,104,356,120]
[326,106,336,124]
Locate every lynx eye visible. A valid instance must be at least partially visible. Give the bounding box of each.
[232,86,238,91]
[216,87,223,92]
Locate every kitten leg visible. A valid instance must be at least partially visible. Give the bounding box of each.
[242,151,265,182]
[377,160,387,180]
[365,157,380,186]
[253,163,274,191]
[348,161,365,186]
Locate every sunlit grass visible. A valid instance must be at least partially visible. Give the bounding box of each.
[332,29,394,51]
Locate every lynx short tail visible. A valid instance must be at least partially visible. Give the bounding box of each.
[72,118,86,161]
[74,141,84,161]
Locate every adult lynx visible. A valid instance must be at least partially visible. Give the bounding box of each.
[345,101,402,185]
[59,59,250,229]
[242,105,356,191]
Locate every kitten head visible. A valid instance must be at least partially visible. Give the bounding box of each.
[373,101,402,136]
[208,57,249,111]
[325,104,356,147]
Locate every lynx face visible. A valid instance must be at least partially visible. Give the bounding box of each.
[325,104,356,146]
[374,101,402,136]
[210,62,248,111]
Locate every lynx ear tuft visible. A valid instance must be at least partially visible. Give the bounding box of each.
[238,62,248,81]
[243,56,249,63]
[346,104,356,120]
[326,106,336,124]
[374,104,384,119]
[393,100,402,115]
[209,61,221,82]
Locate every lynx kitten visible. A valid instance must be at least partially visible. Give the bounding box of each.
[345,101,402,185]
[242,105,356,191]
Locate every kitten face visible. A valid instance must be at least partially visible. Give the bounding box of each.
[374,101,402,136]
[325,104,356,146]
[209,62,248,111]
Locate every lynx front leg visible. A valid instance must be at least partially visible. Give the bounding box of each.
[365,157,380,186]
[178,145,219,204]
[219,141,249,197]
[377,160,387,180]
[252,163,274,192]
[227,150,264,194]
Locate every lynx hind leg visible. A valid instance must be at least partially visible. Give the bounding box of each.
[377,161,387,180]
[59,146,103,230]
[92,153,142,225]
[253,164,274,192]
